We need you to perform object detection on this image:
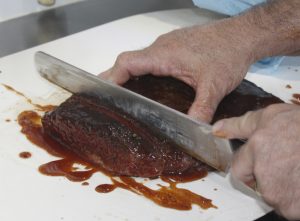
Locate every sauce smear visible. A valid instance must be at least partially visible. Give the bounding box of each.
[2,84,54,112]
[286,84,292,89]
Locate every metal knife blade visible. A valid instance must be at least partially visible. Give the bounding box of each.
[35,51,233,172]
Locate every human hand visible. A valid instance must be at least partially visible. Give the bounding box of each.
[100,18,256,122]
[212,104,300,220]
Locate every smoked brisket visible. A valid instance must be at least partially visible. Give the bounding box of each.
[42,75,283,177]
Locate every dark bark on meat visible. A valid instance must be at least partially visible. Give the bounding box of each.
[123,75,283,123]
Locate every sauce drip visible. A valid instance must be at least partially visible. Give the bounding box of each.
[2,84,54,112]
[17,110,215,210]
[291,93,300,105]
[19,151,32,159]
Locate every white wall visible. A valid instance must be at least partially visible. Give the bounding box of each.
[0,0,83,22]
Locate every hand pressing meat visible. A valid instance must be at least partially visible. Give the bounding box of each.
[212,104,300,220]
[100,20,252,122]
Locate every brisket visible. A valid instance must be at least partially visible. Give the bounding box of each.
[42,75,283,177]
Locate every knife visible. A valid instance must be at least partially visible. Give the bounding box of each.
[35,51,233,172]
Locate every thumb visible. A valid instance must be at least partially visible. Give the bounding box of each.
[212,110,262,139]
[99,50,153,85]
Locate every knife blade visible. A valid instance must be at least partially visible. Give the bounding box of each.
[35,51,233,172]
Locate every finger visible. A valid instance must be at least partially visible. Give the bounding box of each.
[212,110,262,139]
[99,50,154,85]
[231,142,255,187]
[188,83,223,123]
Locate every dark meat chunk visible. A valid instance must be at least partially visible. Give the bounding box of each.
[42,94,206,177]
[42,75,283,177]
[123,75,283,123]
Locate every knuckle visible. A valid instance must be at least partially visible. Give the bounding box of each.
[155,33,168,42]
[158,63,172,75]
[115,52,131,67]
[248,132,264,151]
[154,33,180,50]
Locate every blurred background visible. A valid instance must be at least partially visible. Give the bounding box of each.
[0,0,81,22]
[0,0,194,57]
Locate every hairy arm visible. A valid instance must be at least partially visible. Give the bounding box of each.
[236,0,300,59]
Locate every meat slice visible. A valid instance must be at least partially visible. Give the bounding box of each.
[42,75,283,177]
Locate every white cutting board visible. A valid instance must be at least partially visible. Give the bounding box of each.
[0,8,299,221]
